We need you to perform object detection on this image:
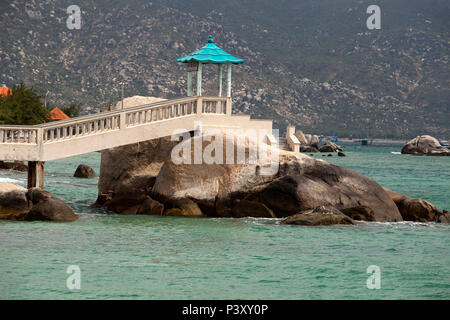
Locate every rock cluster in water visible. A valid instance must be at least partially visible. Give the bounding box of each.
[0,183,78,222]
[0,161,28,172]
[295,131,320,153]
[94,134,448,225]
[294,130,344,154]
[401,135,450,156]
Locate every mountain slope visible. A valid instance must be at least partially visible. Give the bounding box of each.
[0,0,448,138]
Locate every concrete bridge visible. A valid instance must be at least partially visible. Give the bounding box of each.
[0,96,279,188]
[0,38,306,188]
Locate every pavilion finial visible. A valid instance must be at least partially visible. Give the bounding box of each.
[208,36,214,43]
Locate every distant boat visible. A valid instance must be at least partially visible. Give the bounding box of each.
[439,140,449,147]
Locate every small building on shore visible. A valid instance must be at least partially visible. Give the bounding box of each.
[49,107,70,120]
[0,86,11,97]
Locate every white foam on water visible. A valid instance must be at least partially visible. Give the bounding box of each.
[0,177,25,185]
[391,151,401,154]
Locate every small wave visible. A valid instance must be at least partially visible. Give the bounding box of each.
[391,152,401,154]
[0,177,24,185]
[358,220,449,229]
[242,217,282,225]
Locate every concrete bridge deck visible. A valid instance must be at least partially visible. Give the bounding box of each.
[0,96,274,188]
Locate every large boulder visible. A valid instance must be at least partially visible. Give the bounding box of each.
[401,135,450,156]
[97,136,179,198]
[281,207,356,226]
[384,188,444,222]
[25,188,78,222]
[151,134,403,222]
[74,164,97,178]
[94,136,180,214]
[0,183,78,222]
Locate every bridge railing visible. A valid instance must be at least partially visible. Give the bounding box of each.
[0,125,40,144]
[202,97,227,114]
[0,96,231,145]
[125,97,198,128]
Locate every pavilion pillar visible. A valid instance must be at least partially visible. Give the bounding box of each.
[197,62,203,96]
[226,63,232,97]
[187,71,193,97]
[28,161,45,189]
[217,64,223,97]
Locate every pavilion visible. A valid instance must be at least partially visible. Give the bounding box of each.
[177,36,243,97]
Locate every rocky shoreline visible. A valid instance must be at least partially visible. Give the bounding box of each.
[93,134,449,226]
[1,134,448,225]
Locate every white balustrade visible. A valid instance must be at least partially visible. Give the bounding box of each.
[0,97,231,156]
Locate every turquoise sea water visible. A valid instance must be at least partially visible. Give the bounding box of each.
[0,144,449,299]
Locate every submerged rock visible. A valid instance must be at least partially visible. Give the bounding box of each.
[281,207,355,226]
[0,183,78,222]
[74,164,97,178]
[401,135,450,156]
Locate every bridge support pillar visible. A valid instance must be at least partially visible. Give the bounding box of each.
[28,161,45,189]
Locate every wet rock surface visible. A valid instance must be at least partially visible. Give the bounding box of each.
[0,183,78,222]
[281,207,356,226]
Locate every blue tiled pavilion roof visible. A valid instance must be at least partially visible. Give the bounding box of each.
[177,36,243,64]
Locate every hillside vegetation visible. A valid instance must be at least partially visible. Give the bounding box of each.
[0,0,448,138]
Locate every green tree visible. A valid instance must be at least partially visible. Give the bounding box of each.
[0,83,50,125]
[61,103,81,118]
